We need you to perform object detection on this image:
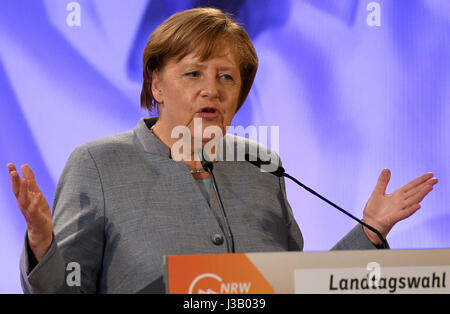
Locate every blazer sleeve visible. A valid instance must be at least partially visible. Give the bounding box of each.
[20,146,105,293]
[331,224,390,250]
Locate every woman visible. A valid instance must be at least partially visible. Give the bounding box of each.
[8,8,437,293]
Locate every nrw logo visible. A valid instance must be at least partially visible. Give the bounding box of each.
[188,273,252,294]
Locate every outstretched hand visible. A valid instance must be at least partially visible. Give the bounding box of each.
[8,163,53,262]
[362,169,438,245]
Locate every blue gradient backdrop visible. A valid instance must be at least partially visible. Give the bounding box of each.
[1,0,449,293]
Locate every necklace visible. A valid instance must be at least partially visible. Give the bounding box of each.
[190,169,206,174]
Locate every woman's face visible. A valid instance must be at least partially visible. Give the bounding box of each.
[152,43,242,145]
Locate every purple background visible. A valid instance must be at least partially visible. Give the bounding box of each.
[1,0,449,293]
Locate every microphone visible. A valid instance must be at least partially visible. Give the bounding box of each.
[199,150,235,253]
[199,150,213,173]
[245,154,389,249]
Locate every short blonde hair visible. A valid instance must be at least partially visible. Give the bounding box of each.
[140,7,258,114]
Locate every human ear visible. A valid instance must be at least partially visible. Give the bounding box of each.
[151,70,164,104]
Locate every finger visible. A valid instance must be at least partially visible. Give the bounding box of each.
[373,168,391,196]
[21,164,40,193]
[27,192,42,224]
[404,177,438,200]
[401,172,434,193]
[9,170,21,197]
[17,179,31,209]
[14,180,31,220]
[7,163,17,173]
[403,185,433,209]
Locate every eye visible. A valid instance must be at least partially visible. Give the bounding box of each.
[220,74,234,81]
[185,71,200,78]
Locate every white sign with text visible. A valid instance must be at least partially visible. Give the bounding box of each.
[294,266,450,294]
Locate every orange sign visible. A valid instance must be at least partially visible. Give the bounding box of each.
[167,253,274,294]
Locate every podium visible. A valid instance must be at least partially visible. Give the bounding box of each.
[164,249,450,294]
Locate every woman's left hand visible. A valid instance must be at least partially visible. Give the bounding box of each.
[362,169,438,245]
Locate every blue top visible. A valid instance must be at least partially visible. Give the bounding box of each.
[196,177,211,205]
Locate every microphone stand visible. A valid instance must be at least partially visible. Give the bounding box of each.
[248,156,389,249]
[283,172,389,249]
[200,151,236,253]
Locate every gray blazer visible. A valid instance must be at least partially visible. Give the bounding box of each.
[20,118,382,294]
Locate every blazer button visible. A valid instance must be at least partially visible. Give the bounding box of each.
[211,234,224,245]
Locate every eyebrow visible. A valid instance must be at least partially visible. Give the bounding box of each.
[185,63,206,69]
[184,63,237,72]
[217,66,236,72]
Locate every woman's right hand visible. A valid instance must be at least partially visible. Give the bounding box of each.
[8,163,53,262]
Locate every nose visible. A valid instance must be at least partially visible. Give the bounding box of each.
[199,74,220,100]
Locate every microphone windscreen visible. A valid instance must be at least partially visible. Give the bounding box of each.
[198,149,213,172]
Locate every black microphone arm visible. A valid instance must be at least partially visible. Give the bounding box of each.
[245,154,389,249]
[199,150,236,253]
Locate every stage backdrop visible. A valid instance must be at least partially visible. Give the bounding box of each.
[1,0,449,293]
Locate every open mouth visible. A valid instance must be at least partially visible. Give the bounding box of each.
[200,107,218,113]
[198,107,220,120]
